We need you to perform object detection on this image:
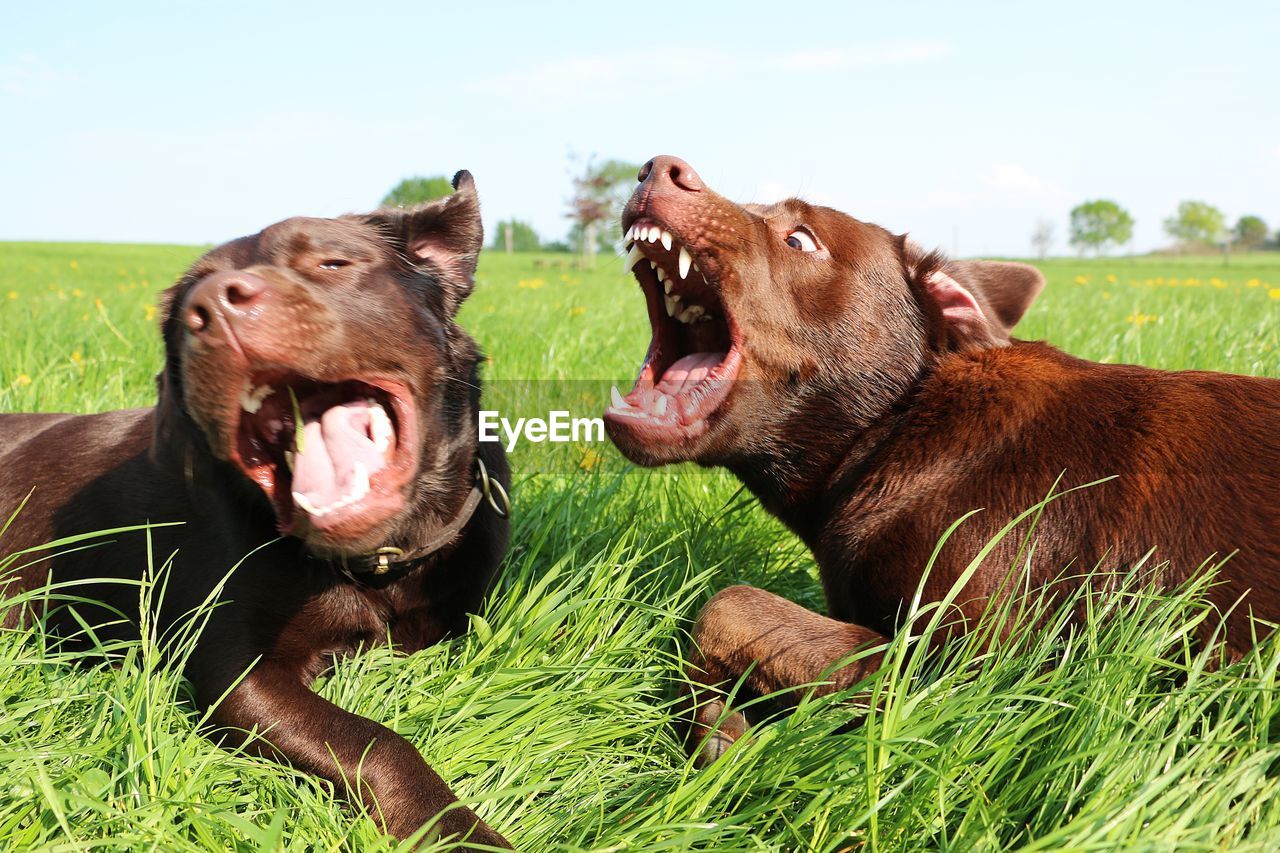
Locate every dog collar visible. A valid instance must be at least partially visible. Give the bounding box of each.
[349,456,509,578]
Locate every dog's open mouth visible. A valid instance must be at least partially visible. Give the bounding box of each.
[604,218,743,442]
[231,374,418,537]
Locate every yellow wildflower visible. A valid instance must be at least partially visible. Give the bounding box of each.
[14,374,31,387]
[568,306,586,317]
[6,291,17,300]
[145,305,157,321]
[579,448,604,471]
[71,351,83,363]
[1269,289,1280,301]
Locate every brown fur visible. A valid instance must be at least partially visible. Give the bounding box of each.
[607,156,1280,765]
[0,173,510,847]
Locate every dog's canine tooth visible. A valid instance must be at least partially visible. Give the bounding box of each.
[610,385,631,410]
[624,225,636,241]
[625,244,644,272]
[369,404,394,455]
[660,230,673,251]
[678,246,692,280]
[349,462,370,501]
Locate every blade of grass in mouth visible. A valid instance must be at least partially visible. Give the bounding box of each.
[288,386,305,454]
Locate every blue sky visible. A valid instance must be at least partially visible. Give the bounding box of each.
[3,1,1277,256]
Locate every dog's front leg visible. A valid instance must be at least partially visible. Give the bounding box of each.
[203,661,510,849]
[684,584,889,766]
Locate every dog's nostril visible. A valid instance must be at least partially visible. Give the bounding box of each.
[638,160,654,183]
[225,282,256,306]
[188,304,211,333]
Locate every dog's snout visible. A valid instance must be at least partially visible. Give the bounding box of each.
[639,155,704,193]
[183,270,270,334]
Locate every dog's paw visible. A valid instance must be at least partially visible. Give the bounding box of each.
[689,708,748,768]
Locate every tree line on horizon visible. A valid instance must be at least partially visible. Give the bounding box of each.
[1032,200,1274,260]
[378,170,1277,263]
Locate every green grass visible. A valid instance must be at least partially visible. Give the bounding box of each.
[1,243,1279,850]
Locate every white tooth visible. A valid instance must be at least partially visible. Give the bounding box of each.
[625,244,644,272]
[349,461,370,501]
[285,450,295,472]
[293,491,320,516]
[610,385,631,409]
[647,228,660,244]
[664,279,673,294]
[660,230,673,250]
[678,304,705,324]
[654,395,668,416]
[625,225,636,241]
[655,265,666,282]
[240,382,274,414]
[665,295,680,316]
[368,404,394,455]
[649,261,656,270]
[678,246,692,280]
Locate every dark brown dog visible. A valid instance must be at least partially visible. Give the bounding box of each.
[605,155,1280,765]
[0,172,511,847]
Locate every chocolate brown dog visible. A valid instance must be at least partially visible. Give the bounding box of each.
[605,155,1280,765]
[0,172,511,847]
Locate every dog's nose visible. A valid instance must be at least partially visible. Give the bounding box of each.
[183,270,270,334]
[638,155,704,193]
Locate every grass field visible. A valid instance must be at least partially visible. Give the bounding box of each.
[2,242,1280,850]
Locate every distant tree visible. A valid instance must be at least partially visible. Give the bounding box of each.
[542,239,572,253]
[491,219,541,253]
[1068,200,1134,256]
[1030,219,1054,260]
[1163,200,1226,248]
[1233,215,1269,250]
[380,175,454,208]
[566,155,639,267]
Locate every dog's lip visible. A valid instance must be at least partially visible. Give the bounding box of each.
[224,371,420,542]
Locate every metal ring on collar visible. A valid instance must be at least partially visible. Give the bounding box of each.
[475,457,511,519]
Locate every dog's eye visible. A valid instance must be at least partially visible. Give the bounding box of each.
[318,259,351,270]
[785,229,819,252]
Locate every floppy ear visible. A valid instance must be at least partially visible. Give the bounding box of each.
[368,170,483,314]
[905,241,1045,351]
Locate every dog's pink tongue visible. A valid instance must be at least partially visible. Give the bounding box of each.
[657,352,724,395]
[291,401,388,512]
